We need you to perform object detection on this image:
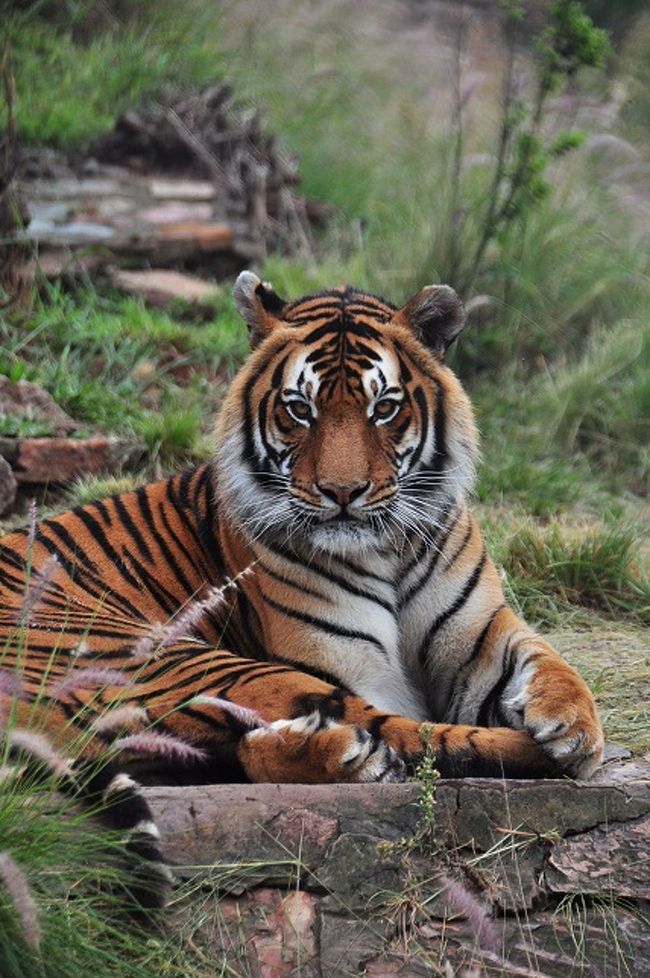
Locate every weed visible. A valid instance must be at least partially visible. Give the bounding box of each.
[0,717,206,978]
[68,474,146,506]
[414,724,441,849]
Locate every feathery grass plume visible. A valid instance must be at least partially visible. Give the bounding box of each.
[0,852,41,950]
[19,554,59,625]
[131,564,256,661]
[190,694,269,730]
[0,670,27,731]
[70,640,90,658]
[0,668,26,700]
[113,731,207,764]
[26,498,37,554]
[8,729,74,780]
[441,873,499,955]
[49,668,133,699]
[90,705,149,734]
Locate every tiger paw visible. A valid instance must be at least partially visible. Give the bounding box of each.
[505,667,604,779]
[237,711,406,784]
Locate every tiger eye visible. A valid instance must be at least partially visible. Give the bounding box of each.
[287,400,312,422]
[373,399,400,421]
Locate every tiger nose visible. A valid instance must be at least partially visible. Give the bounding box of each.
[317,480,370,507]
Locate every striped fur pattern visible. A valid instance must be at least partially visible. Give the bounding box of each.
[0,272,603,807]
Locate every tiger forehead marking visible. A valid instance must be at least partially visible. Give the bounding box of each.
[281,330,403,411]
[282,288,399,404]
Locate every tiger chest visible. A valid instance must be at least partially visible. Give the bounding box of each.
[246,546,430,720]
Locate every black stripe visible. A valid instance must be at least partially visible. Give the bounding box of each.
[443,517,473,571]
[157,497,210,583]
[134,487,198,597]
[398,506,460,607]
[113,495,154,564]
[268,544,394,612]
[260,592,387,655]
[417,550,487,665]
[477,638,517,726]
[36,525,143,620]
[72,507,143,591]
[407,386,429,472]
[259,560,328,601]
[449,604,505,721]
[429,383,447,475]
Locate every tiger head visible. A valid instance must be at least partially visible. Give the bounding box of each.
[215,271,479,554]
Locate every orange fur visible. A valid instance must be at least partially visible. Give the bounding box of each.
[0,276,603,782]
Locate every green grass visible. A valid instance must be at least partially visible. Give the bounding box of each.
[6,14,222,148]
[1,284,246,467]
[483,513,649,627]
[0,753,203,978]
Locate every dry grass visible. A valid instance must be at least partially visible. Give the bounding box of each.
[552,622,650,754]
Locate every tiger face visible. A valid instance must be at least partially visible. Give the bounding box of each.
[215,272,479,554]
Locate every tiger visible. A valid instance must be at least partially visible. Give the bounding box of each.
[0,272,604,891]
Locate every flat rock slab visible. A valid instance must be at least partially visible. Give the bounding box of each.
[144,758,650,978]
[0,377,79,435]
[0,435,142,483]
[546,813,650,899]
[109,268,221,307]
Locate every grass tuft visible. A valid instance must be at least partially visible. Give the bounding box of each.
[495,518,649,625]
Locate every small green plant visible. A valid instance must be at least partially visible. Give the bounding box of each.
[458,0,611,294]
[414,724,440,847]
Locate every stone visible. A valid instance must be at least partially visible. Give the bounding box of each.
[31,177,127,199]
[589,754,650,798]
[318,832,406,912]
[143,782,422,882]
[156,221,234,250]
[449,777,650,851]
[110,268,221,307]
[28,220,117,243]
[36,251,104,279]
[0,377,79,435]
[0,454,17,516]
[137,202,214,224]
[10,437,141,483]
[319,910,392,977]
[499,906,650,977]
[267,808,339,868]
[149,178,217,200]
[545,814,650,900]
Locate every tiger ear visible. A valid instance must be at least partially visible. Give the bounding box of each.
[394,284,466,358]
[233,271,287,347]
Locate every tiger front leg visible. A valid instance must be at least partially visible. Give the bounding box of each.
[144,646,553,782]
[144,649,408,784]
[447,606,604,779]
